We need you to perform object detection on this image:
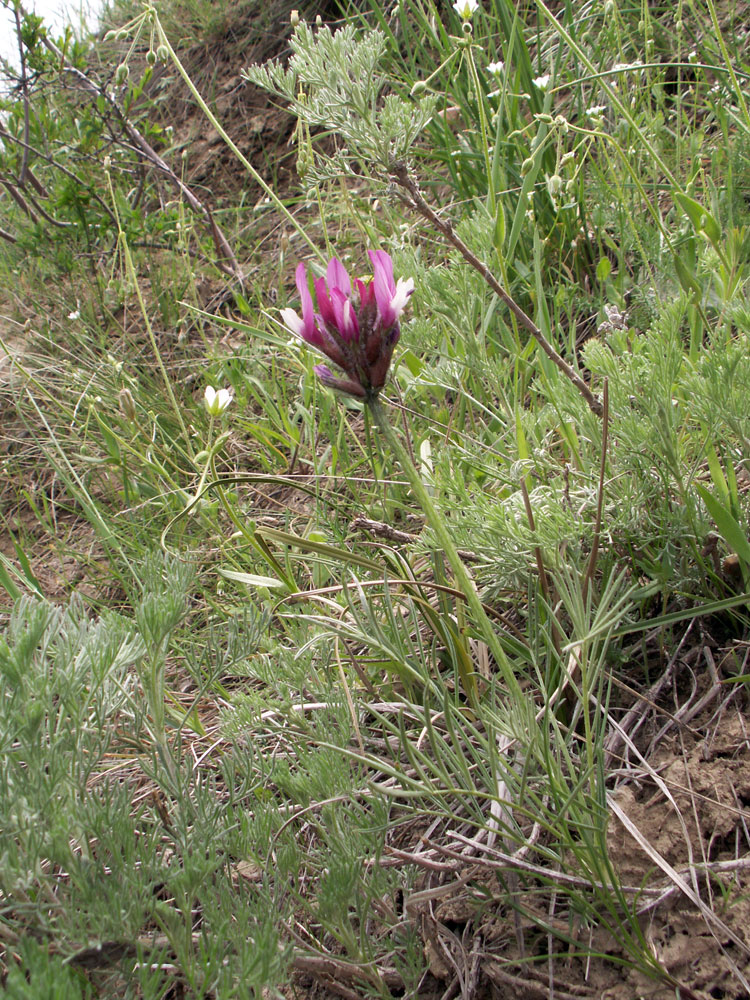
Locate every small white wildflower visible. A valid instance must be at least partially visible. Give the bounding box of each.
[453,0,479,19]
[488,60,505,76]
[597,303,627,336]
[204,385,233,416]
[688,49,698,63]
[533,73,550,90]
[586,104,607,118]
[68,307,80,321]
[612,60,642,73]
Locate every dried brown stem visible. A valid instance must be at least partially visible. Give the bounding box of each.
[350,514,482,562]
[389,161,603,417]
[13,5,31,185]
[0,123,117,228]
[15,4,243,281]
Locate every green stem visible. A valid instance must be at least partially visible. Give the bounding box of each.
[104,169,193,457]
[152,11,324,263]
[464,44,496,215]
[190,415,215,506]
[369,397,523,701]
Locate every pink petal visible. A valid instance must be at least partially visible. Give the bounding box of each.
[294,263,318,340]
[326,257,351,297]
[368,250,397,327]
[330,287,359,341]
[314,276,337,331]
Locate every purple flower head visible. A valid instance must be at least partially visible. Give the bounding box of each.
[281,250,414,400]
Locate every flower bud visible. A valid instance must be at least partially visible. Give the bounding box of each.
[157,44,169,62]
[290,9,300,24]
[118,387,137,422]
[115,63,129,85]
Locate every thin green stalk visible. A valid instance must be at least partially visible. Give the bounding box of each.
[369,397,523,702]
[704,0,750,132]
[150,9,324,263]
[104,168,192,456]
[463,40,496,215]
[534,0,680,190]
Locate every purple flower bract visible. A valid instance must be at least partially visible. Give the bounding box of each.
[280,250,414,400]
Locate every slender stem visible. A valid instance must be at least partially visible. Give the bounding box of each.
[583,379,609,604]
[152,12,325,264]
[464,44,496,215]
[190,415,215,506]
[369,397,523,700]
[104,169,193,455]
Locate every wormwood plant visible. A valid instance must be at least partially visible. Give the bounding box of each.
[239,6,750,991]
[3,0,750,994]
[0,570,291,998]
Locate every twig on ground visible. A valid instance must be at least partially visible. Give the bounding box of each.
[604,620,696,768]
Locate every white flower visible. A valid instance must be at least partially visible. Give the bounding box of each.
[611,60,643,76]
[586,104,607,118]
[390,277,415,319]
[533,73,550,90]
[204,385,233,416]
[453,0,478,18]
[68,308,80,320]
[488,61,505,76]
